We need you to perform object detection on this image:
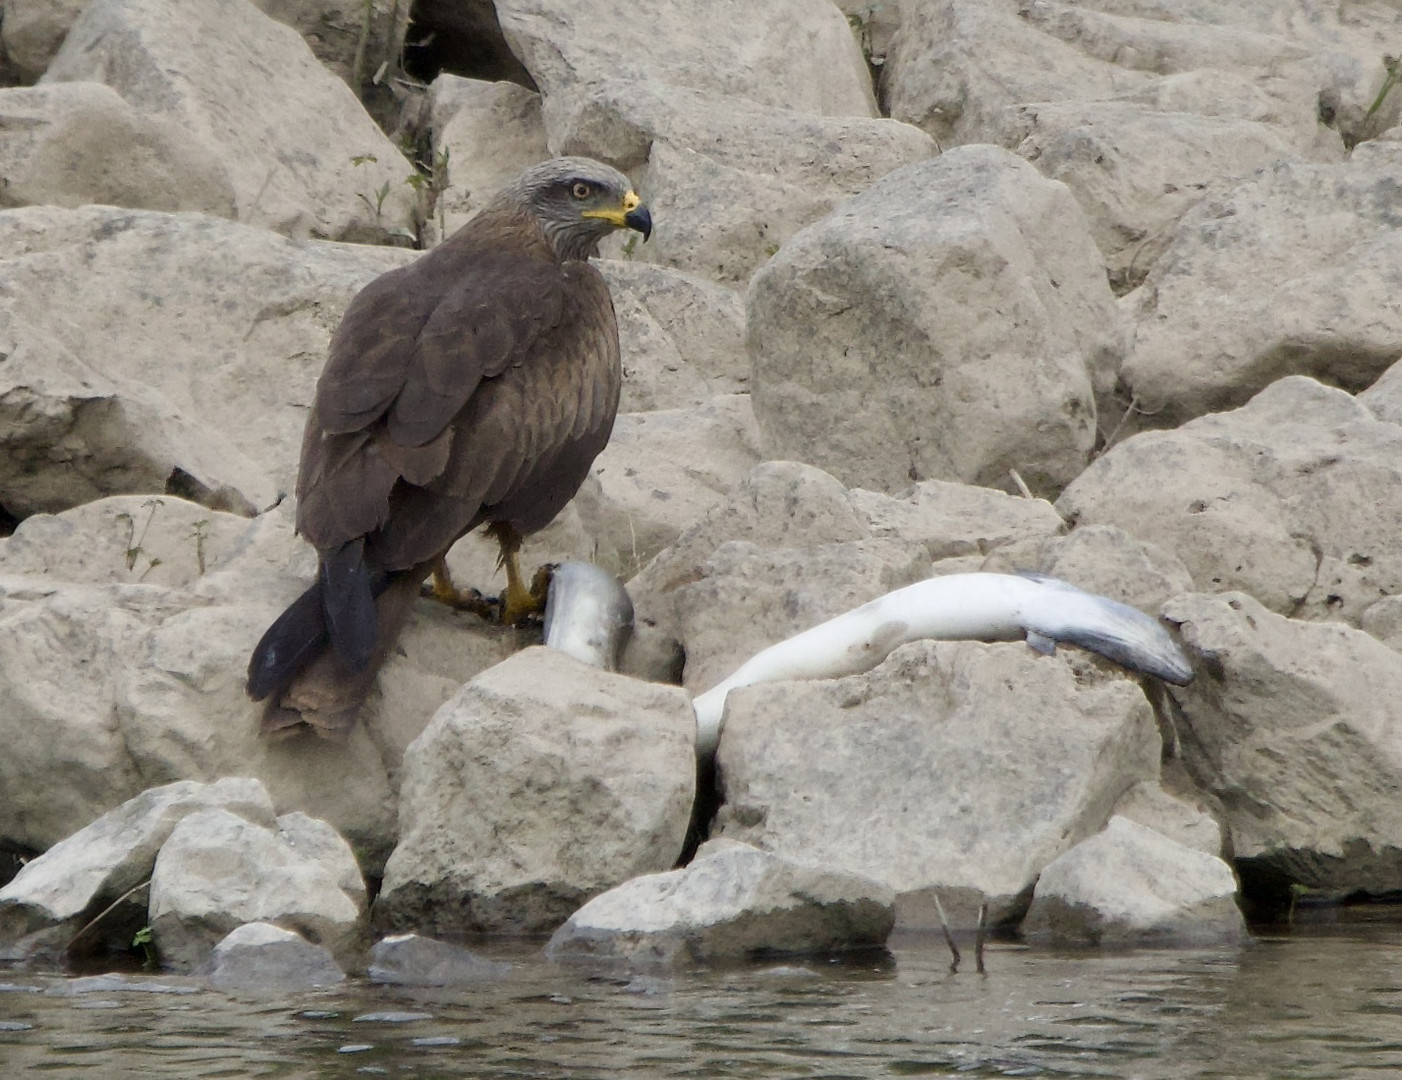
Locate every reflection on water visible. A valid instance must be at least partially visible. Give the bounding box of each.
[2,922,1401,1079]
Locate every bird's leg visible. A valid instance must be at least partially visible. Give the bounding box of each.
[490,522,549,626]
[420,557,497,621]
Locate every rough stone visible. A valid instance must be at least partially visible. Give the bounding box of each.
[0,83,237,217]
[599,260,747,412]
[276,811,367,910]
[980,524,1196,616]
[149,807,366,971]
[0,205,413,514]
[847,480,1065,564]
[1013,101,1321,291]
[748,146,1119,496]
[43,0,417,242]
[1165,591,1402,898]
[555,80,934,283]
[252,0,408,90]
[0,0,88,80]
[627,461,873,652]
[0,778,275,952]
[0,499,519,870]
[1058,377,1402,625]
[375,647,696,937]
[496,0,876,143]
[1022,816,1245,947]
[1358,356,1402,426]
[206,921,346,992]
[1111,781,1225,859]
[367,933,511,986]
[881,0,1365,151]
[1120,160,1402,427]
[714,639,1162,929]
[671,537,930,697]
[426,75,549,240]
[0,496,258,590]
[577,396,762,580]
[546,839,895,968]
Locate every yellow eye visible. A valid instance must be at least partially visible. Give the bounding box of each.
[571,181,592,200]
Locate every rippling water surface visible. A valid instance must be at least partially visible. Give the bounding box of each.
[2,922,1401,1079]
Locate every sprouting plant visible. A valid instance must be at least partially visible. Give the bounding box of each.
[132,926,158,969]
[350,153,379,168]
[116,498,164,575]
[358,180,393,224]
[620,233,639,259]
[1365,54,1401,121]
[190,519,210,576]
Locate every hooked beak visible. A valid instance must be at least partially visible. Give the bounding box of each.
[585,189,652,242]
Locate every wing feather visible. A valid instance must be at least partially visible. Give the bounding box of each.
[298,237,621,574]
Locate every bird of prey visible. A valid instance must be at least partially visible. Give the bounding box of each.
[246,157,652,737]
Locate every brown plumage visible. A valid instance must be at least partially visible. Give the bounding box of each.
[247,157,652,737]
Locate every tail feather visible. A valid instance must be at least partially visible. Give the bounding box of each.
[246,581,330,702]
[321,538,377,674]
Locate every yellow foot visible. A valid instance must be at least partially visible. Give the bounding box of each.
[499,563,552,627]
[420,563,498,621]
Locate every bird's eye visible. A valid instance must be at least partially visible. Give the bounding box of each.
[570,181,592,200]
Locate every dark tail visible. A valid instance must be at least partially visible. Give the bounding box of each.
[246,540,381,703]
[246,579,331,701]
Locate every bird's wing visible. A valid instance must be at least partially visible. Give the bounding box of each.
[361,264,622,570]
[295,251,567,553]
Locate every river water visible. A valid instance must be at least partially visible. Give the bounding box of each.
[2,920,1400,1079]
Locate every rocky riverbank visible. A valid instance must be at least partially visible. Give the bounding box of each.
[1,0,1401,978]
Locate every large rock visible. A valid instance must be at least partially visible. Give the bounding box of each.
[0,83,237,217]
[1021,816,1245,947]
[496,0,876,143]
[1014,101,1322,291]
[367,933,511,986]
[748,146,1120,496]
[1120,159,1402,426]
[546,839,895,968]
[980,523,1196,617]
[42,0,417,241]
[1165,591,1402,898]
[252,0,409,90]
[0,778,274,956]
[206,921,346,992]
[0,206,413,514]
[0,0,87,80]
[1058,377,1402,625]
[670,537,930,697]
[426,75,549,240]
[882,0,1373,151]
[883,0,1153,148]
[1,0,408,88]
[577,396,762,579]
[149,807,366,970]
[714,639,1162,929]
[1111,780,1226,859]
[556,81,935,283]
[848,479,1065,563]
[599,261,747,413]
[375,647,696,936]
[0,496,519,868]
[626,462,875,666]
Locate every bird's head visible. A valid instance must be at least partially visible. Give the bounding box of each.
[502,156,653,262]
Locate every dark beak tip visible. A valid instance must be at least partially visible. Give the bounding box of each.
[625,206,652,242]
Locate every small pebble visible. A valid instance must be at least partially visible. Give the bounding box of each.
[338,1044,374,1054]
[410,1035,461,1047]
[0,1020,33,1031]
[352,1011,432,1024]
